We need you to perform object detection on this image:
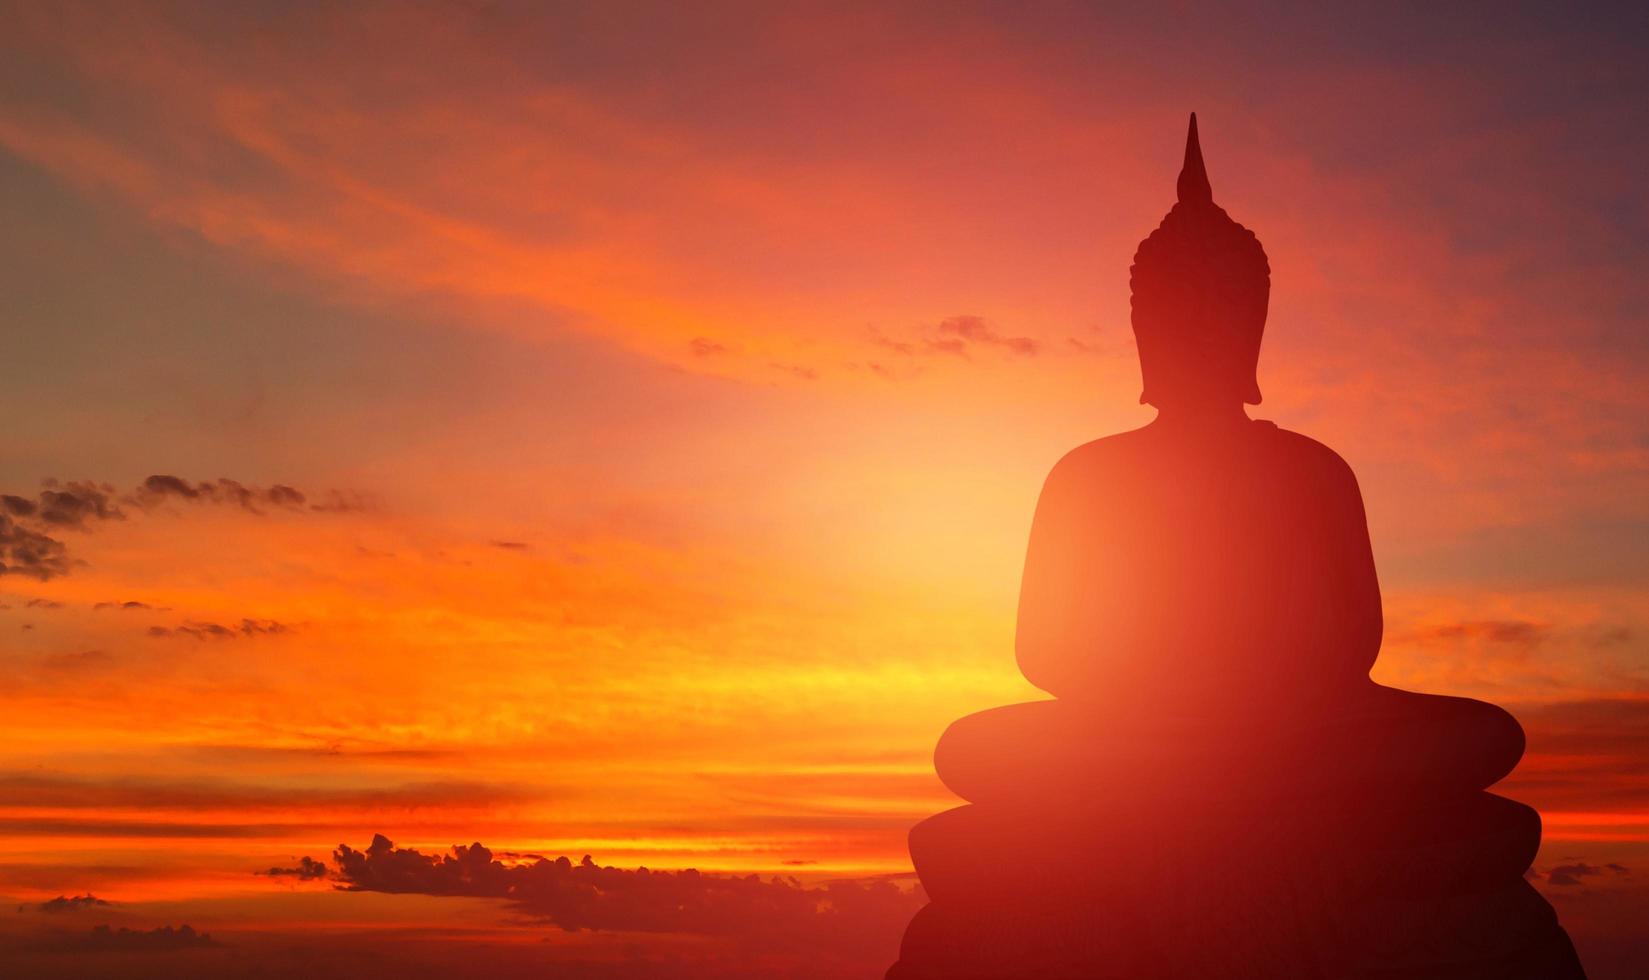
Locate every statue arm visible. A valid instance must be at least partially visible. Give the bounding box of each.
[1014,449,1109,694]
[1328,451,1384,673]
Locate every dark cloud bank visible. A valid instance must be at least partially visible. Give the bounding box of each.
[0,476,371,580]
[26,894,113,914]
[0,838,921,978]
[330,834,921,950]
[26,924,217,953]
[258,856,328,880]
[89,924,217,950]
[147,619,294,640]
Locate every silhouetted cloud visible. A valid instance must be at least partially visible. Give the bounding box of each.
[36,480,125,528]
[146,619,294,640]
[258,856,329,880]
[0,494,36,517]
[0,476,372,580]
[489,540,530,551]
[30,894,112,913]
[0,482,130,579]
[134,476,307,514]
[139,477,376,515]
[93,600,163,611]
[66,924,217,951]
[0,514,72,580]
[331,835,921,949]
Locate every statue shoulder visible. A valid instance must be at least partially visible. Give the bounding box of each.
[1261,422,1364,489]
[1037,421,1364,498]
[1038,426,1156,495]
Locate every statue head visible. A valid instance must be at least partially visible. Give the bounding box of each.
[1129,114,1270,409]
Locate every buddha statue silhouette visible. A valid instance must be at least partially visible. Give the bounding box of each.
[886,115,1587,979]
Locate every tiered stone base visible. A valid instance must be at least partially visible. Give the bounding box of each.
[888,684,1586,979]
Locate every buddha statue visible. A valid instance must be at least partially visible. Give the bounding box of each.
[886,116,1587,979]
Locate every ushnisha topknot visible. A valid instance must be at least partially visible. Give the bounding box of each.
[1129,113,1272,406]
[1175,111,1213,205]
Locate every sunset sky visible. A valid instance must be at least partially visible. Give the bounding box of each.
[2,2,1647,977]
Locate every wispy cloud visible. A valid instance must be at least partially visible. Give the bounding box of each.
[146,619,294,641]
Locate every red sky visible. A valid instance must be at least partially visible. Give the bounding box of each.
[1,2,1647,977]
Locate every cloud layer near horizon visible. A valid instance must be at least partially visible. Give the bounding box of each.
[332,834,920,947]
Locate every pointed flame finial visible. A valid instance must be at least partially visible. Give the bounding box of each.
[1176,112,1212,205]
